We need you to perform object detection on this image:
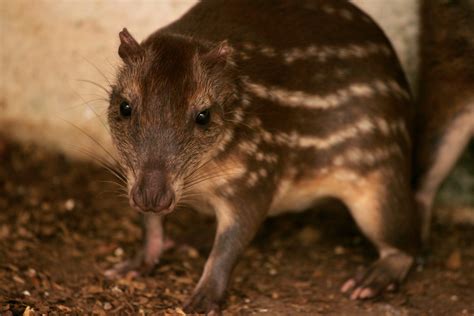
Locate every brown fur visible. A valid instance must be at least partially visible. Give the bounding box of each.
[106,0,420,313]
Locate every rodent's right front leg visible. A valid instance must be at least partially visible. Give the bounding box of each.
[104,213,173,279]
[183,198,267,315]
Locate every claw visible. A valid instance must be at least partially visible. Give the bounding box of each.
[341,278,356,293]
[343,252,414,300]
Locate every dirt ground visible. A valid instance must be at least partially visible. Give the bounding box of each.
[1,137,473,315]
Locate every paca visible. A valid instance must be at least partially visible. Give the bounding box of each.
[105,0,420,313]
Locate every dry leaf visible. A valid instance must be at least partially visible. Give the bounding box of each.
[22,306,35,316]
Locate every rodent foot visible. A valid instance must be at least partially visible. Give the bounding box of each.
[340,252,414,300]
[104,256,154,279]
[104,238,174,279]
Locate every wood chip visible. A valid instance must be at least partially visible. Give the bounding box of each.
[446,250,462,270]
[22,306,35,316]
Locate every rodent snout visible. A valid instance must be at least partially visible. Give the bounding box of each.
[129,172,176,214]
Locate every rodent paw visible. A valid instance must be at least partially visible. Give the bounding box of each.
[340,252,413,300]
[103,253,157,280]
[183,288,223,315]
[104,238,175,279]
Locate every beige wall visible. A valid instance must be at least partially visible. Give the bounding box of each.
[1,0,197,160]
[1,0,419,162]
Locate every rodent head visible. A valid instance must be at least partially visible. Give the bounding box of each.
[108,28,241,214]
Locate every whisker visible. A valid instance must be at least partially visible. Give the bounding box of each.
[81,56,113,88]
[95,190,129,200]
[184,164,242,184]
[181,154,217,183]
[99,180,128,192]
[61,118,123,169]
[62,98,108,113]
[71,89,110,132]
[181,171,243,195]
[76,78,111,94]
[79,94,109,102]
[74,147,127,186]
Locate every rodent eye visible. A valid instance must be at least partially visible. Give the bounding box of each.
[120,101,132,117]
[195,109,211,125]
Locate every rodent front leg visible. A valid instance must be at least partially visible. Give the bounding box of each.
[183,199,266,315]
[104,213,173,278]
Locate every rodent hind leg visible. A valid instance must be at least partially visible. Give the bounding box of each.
[339,171,420,299]
[104,213,173,279]
[341,250,414,300]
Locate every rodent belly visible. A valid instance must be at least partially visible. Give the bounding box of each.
[268,178,332,216]
[267,169,364,216]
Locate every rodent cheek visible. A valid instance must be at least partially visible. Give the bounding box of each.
[126,170,136,193]
[171,177,184,203]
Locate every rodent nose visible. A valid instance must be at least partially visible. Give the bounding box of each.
[151,191,174,213]
[130,180,176,214]
[155,190,175,213]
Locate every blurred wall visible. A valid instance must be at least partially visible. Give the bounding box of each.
[1,0,196,161]
[1,0,419,162]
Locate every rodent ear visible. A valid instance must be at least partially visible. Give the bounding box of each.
[202,40,234,67]
[118,28,144,63]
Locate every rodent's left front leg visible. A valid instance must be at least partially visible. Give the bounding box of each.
[183,198,267,314]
